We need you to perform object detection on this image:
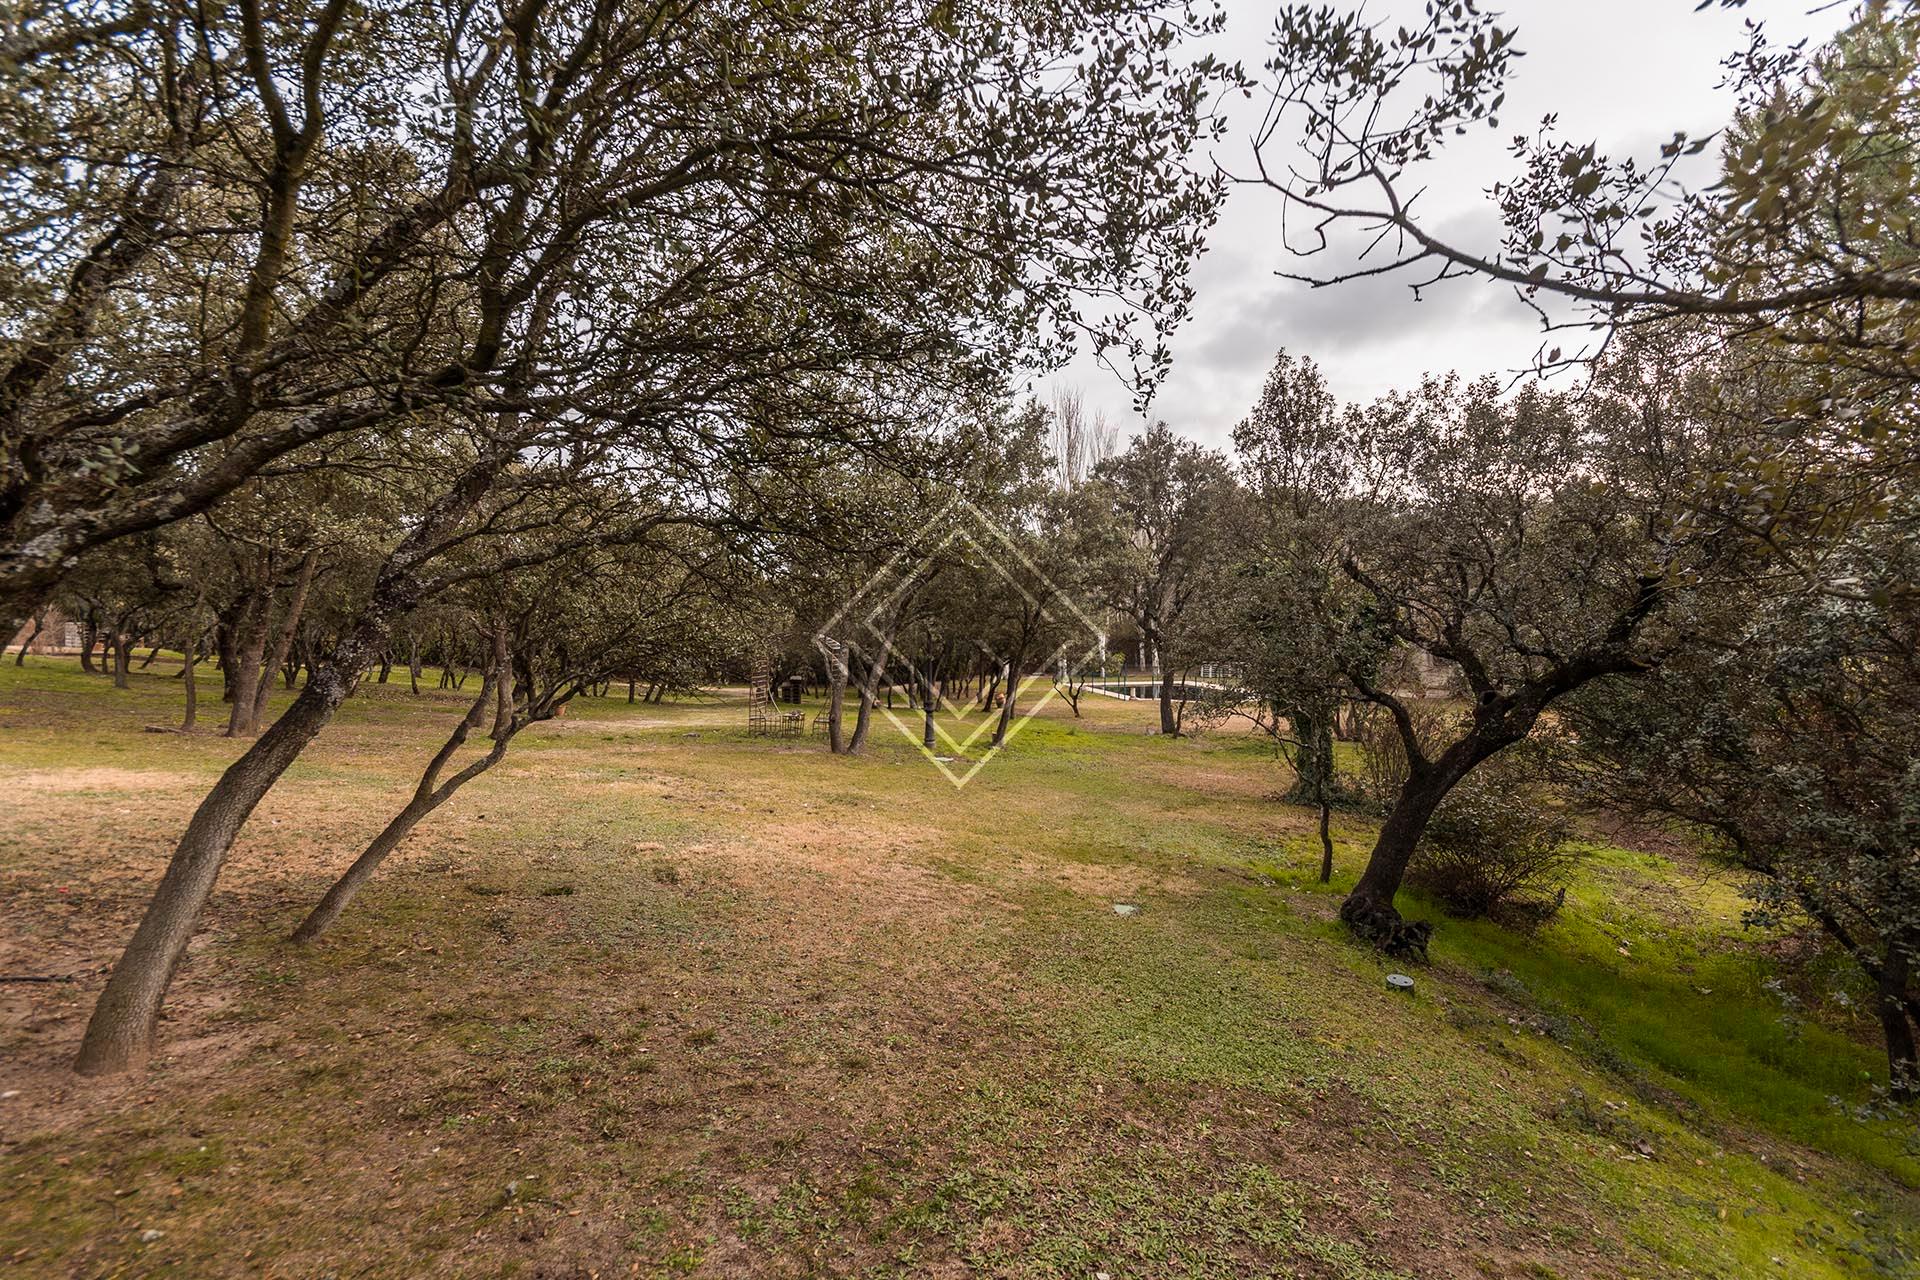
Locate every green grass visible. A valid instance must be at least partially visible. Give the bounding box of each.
[0,657,1914,1278]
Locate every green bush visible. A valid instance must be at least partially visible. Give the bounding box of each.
[1407,765,1581,922]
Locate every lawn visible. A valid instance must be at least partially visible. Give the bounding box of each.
[0,658,1914,1278]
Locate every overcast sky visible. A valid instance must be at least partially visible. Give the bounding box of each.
[1041,0,1846,451]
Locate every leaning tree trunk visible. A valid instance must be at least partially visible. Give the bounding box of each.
[977,666,1001,713]
[1337,714,1531,954]
[1336,764,1456,953]
[292,672,509,943]
[71,428,517,1075]
[848,641,892,753]
[74,655,363,1074]
[14,613,42,664]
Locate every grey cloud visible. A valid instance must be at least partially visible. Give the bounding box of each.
[1057,1,1850,449]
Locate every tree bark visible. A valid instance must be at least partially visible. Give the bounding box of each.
[1141,623,1176,735]
[223,579,271,732]
[1317,792,1334,885]
[1284,704,1335,806]
[180,632,199,731]
[1337,705,1535,953]
[992,657,1025,747]
[824,638,848,754]
[1877,951,1918,1102]
[292,673,507,943]
[977,667,1001,713]
[848,640,892,753]
[14,612,42,664]
[922,669,938,749]
[215,619,237,698]
[247,549,318,731]
[75,658,359,1074]
[1336,763,1456,949]
[110,631,131,688]
[75,439,520,1074]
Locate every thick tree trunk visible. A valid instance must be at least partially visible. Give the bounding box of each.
[215,620,236,698]
[110,632,131,688]
[1338,710,1533,955]
[75,659,360,1074]
[1877,952,1918,1102]
[1157,673,1177,735]
[1336,765,1455,955]
[73,429,518,1074]
[224,584,271,734]
[79,621,97,673]
[1284,705,1335,806]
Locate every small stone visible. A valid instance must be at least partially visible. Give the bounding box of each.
[0,1090,19,1100]
[139,1230,164,1243]
[1112,903,1140,916]
[1386,973,1415,993]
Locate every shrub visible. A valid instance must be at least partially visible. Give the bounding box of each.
[1350,701,1462,811]
[1406,764,1582,922]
